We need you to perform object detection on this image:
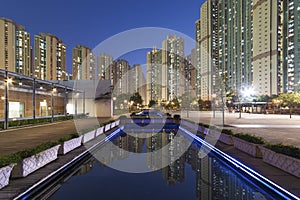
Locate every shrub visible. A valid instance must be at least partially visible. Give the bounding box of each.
[0,141,60,168]
[221,129,234,135]
[234,133,265,144]
[57,132,81,144]
[264,144,300,160]
[199,122,209,128]
[173,114,181,120]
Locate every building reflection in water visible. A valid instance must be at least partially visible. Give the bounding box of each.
[88,130,266,200]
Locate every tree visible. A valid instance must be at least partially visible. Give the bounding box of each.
[129,92,143,106]
[278,92,300,118]
[180,92,194,110]
[198,98,205,111]
[149,100,157,108]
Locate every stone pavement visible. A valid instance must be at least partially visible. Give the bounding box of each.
[0,117,112,156]
[177,111,300,148]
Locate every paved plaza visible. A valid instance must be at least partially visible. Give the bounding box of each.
[177,111,300,148]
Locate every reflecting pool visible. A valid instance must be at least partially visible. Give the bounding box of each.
[50,128,277,200]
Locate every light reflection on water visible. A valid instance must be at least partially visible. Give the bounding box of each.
[50,130,272,200]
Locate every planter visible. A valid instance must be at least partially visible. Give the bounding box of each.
[104,123,111,132]
[260,146,300,178]
[204,127,210,135]
[181,120,191,128]
[12,145,60,178]
[82,130,96,144]
[111,122,116,128]
[219,133,234,145]
[233,137,262,158]
[59,136,83,155]
[0,164,14,189]
[196,125,203,134]
[96,126,104,137]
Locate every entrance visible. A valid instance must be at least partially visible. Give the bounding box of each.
[40,101,48,116]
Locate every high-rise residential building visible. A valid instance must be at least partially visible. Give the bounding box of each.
[113,59,130,95]
[252,0,283,96]
[98,53,114,80]
[0,18,31,76]
[195,1,218,101]
[146,36,185,104]
[195,0,300,98]
[283,0,300,93]
[217,0,253,96]
[34,33,66,80]
[184,51,197,93]
[198,1,213,100]
[129,64,146,101]
[162,35,185,101]
[146,47,163,104]
[72,45,96,80]
[195,19,202,97]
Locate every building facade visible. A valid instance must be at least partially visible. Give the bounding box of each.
[98,53,114,80]
[252,0,283,96]
[184,51,197,94]
[195,19,202,98]
[72,45,96,80]
[283,0,300,93]
[146,47,163,104]
[217,0,253,96]
[0,18,31,76]
[113,59,130,95]
[129,64,146,102]
[34,33,66,80]
[162,35,185,101]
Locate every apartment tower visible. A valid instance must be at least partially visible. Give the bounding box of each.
[0,18,31,76]
[98,53,114,80]
[34,33,66,80]
[72,45,96,80]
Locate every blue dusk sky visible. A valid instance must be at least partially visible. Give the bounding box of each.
[0,0,205,73]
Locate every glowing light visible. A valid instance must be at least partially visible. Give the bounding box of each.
[180,126,299,200]
[7,78,12,84]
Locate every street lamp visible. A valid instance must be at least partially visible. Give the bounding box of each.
[124,100,128,111]
[51,87,57,122]
[4,74,12,129]
[212,93,216,118]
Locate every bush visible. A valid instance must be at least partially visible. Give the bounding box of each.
[58,133,78,143]
[199,122,209,128]
[264,144,300,160]
[221,129,234,135]
[173,114,181,120]
[234,133,265,144]
[0,116,74,129]
[0,141,60,168]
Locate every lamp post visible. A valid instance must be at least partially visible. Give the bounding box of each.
[212,93,216,118]
[124,100,128,112]
[4,71,12,129]
[221,89,225,127]
[112,97,117,116]
[51,87,57,122]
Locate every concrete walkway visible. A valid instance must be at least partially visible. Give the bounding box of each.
[0,117,112,156]
[177,111,300,148]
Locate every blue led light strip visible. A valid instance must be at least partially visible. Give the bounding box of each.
[15,127,124,200]
[180,126,300,200]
